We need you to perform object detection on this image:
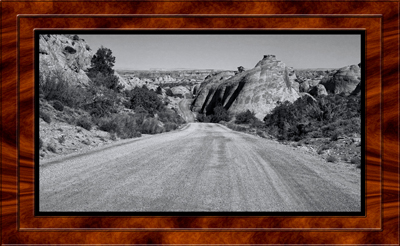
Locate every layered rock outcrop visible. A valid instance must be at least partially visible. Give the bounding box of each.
[191,55,300,120]
[39,34,93,86]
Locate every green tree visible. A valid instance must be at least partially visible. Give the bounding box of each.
[87,46,122,92]
[88,46,116,76]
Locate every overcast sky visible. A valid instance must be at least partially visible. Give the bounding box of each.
[79,34,361,70]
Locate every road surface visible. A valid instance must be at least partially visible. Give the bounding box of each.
[40,123,361,212]
[178,99,195,123]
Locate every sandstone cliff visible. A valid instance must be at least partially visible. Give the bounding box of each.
[39,34,93,86]
[192,55,300,120]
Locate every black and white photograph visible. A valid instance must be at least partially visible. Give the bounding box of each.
[37,32,363,213]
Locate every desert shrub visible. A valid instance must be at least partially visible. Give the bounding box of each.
[226,123,247,132]
[256,130,266,138]
[263,93,361,141]
[47,143,56,153]
[57,135,65,144]
[39,71,90,108]
[197,113,211,123]
[98,114,141,139]
[350,157,361,165]
[76,117,92,131]
[141,118,164,134]
[309,130,323,138]
[158,110,185,125]
[127,86,164,115]
[52,100,64,111]
[85,86,119,117]
[235,110,256,124]
[164,122,178,132]
[330,131,340,141]
[89,72,123,92]
[40,111,51,124]
[39,138,43,149]
[327,155,337,163]
[156,86,163,95]
[165,88,174,97]
[251,118,265,129]
[210,106,231,123]
[110,132,117,141]
[114,114,141,139]
[99,118,119,133]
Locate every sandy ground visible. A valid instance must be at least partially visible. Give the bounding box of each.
[40,123,361,212]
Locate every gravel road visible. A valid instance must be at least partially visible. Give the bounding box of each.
[40,123,361,212]
[178,98,195,123]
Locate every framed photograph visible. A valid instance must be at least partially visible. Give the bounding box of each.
[1,1,399,245]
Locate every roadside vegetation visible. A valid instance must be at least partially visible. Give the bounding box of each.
[39,41,185,158]
[199,93,362,167]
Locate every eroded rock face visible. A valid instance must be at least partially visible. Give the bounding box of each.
[39,34,93,86]
[192,55,299,120]
[320,65,361,95]
[191,71,235,112]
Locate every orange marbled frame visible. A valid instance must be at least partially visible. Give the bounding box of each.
[2,1,398,245]
[21,15,373,230]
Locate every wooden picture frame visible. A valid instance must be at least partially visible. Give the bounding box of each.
[1,1,398,244]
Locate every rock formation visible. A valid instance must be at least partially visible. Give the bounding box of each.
[319,65,361,95]
[39,34,93,86]
[191,71,236,112]
[191,55,300,120]
[171,86,191,97]
[350,82,362,96]
[299,81,310,93]
[309,84,328,97]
